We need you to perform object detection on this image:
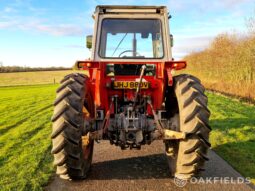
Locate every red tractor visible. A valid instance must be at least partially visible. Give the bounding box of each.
[51,5,211,180]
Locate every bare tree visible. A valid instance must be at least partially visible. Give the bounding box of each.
[246,10,255,35]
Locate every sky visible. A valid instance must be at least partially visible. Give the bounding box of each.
[0,0,254,67]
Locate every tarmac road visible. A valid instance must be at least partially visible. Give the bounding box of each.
[45,140,254,191]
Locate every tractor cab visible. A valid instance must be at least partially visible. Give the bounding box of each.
[87,6,172,61]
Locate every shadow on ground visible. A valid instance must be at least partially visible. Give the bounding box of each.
[87,154,170,180]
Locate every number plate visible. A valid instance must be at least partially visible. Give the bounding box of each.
[113,81,149,89]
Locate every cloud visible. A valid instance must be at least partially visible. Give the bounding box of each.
[2,6,17,13]
[0,21,17,29]
[220,0,253,7]
[0,0,94,36]
[174,36,214,51]
[0,14,90,36]
[167,0,254,13]
[171,12,247,41]
[172,35,214,59]
[32,24,84,36]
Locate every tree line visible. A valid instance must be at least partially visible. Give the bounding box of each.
[183,13,255,101]
[184,33,255,100]
[0,66,71,73]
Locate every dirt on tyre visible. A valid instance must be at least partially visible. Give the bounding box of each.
[51,73,95,180]
[165,74,211,179]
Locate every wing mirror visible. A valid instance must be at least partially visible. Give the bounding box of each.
[86,35,93,49]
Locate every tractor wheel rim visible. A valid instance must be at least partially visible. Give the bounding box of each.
[82,134,93,160]
[81,92,93,160]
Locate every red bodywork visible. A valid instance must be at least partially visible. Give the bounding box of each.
[77,61,186,116]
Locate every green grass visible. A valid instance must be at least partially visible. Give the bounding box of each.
[0,84,254,190]
[208,92,255,184]
[0,84,57,191]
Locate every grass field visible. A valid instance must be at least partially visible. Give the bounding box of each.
[0,70,73,86]
[0,83,254,190]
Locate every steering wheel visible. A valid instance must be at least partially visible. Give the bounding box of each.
[118,50,141,57]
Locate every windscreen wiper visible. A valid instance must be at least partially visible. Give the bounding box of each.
[111,33,128,57]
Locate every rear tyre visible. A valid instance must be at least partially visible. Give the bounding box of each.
[165,74,211,179]
[51,73,94,180]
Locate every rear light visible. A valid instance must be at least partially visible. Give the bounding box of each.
[86,62,92,67]
[75,61,99,69]
[165,61,187,70]
[173,62,186,70]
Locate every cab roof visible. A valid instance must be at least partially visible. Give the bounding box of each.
[95,5,167,14]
